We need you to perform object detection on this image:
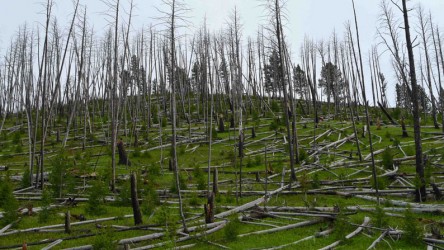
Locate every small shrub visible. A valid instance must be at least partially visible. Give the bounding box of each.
[170,174,187,194]
[381,148,394,170]
[38,189,52,223]
[374,205,388,228]
[402,206,423,246]
[93,229,115,249]
[298,148,307,162]
[189,193,200,206]
[117,182,131,206]
[311,173,320,189]
[142,185,159,216]
[142,150,152,159]
[161,116,167,128]
[385,130,392,139]
[0,177,19,224]
[371,176,388,190]
[86,180,107,216]
[271,100,280,113]
[193,166,206,190]
[254,155,262,166]
[132,147,141,158]
[225,189,234,203]
[21,167,31,188]
[224,216,240,241]
[15,143,23,153]
[332,205,352,240]
[246,157,254,168]
[12,132,21,144]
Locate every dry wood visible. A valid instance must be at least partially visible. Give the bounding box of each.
[264,228,333,250]
[214,182,297,219]
[131,173,143,225]
[118,221,225,245]
[41,239,63,250]
[367,230,389,250]
[319,216,370,250]
[0,215,133,237]
[65,210,71,234]
[0,218,21,234]
[238,218,325,238]
[130,221,227,250]
[309,134,355,158]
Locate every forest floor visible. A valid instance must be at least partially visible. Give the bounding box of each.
[1,111,444,249]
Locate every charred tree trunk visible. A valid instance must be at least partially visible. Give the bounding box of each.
[401,0,426,202]
[131,173,143,225]
[204,192,215,223]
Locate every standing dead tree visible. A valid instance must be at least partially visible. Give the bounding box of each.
[156,0,190,232]
[349,0,380,203]
[417,5,439,129]
[262,0,297,181]
[400,0,426,202]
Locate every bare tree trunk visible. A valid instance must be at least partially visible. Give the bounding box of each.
[401,0,426,202]
[131,173,143,225]
[350,0,379,203]
[418,6,439,129]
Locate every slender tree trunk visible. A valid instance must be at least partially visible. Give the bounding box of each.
[401,0,426,202]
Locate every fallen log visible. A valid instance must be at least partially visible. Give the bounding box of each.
[118,221,225,245]
[378,101,398,125]
[214,182,298,219]
[367,230,389,250]
[130,221,227,250]
[264,228,333,250]
[238,218,325,238]
[0,215,133,237]
[319,216,370,250]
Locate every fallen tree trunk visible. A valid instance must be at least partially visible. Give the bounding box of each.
[265,228,333,250]
[238,218,325,238]
[214,182,297,219]
[319,216,370,250]
[378,101,398,125]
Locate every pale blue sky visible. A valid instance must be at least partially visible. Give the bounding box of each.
[1,0,443,106]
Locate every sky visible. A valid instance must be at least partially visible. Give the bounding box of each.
[1,0,444,107]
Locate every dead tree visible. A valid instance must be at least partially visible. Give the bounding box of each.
[401,0,426,201]
[349,1,380,203]
[263,0,297,181]
[161,0,189,232]
[417,5,439,129]
[131,173,143,225]
[117,139,131,166]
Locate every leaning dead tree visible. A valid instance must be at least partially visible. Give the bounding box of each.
[349,0,380,202]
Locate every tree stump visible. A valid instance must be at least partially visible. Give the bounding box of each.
[401,117,409,137]
[56,128,60,143]
[204,192,215,223]
[169,158,174,171]
[218,115,225,132]
[117,139,131,166]
[65,210,71,234]
[431,183,443,201]
[251,127,256,138]
[131,173,143,225]
[134,133,139,147]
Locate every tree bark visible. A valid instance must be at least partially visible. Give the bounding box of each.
[401,0,426,202]
[130,173,143,225]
